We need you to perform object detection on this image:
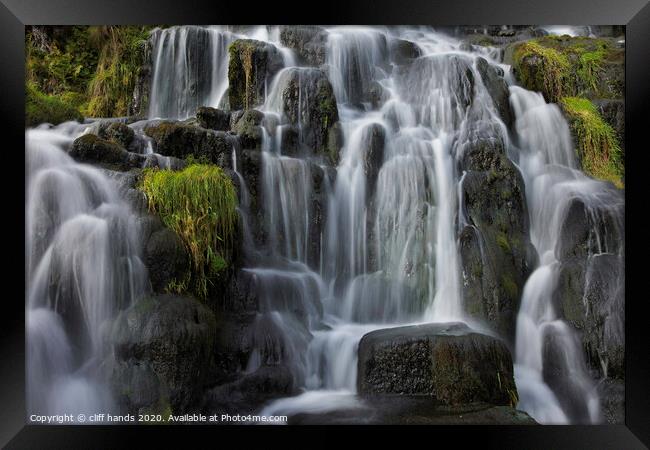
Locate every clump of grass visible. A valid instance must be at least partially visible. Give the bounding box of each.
[140,164,238,299]
[560,97,624,189]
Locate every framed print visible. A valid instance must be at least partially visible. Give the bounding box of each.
[2,0,649,447]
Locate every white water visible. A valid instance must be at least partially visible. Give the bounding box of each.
[26,122,149,418]
[26,25,624,425]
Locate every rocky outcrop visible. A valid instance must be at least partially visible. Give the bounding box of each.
[475,57,513,127]
[69,134,144,171]
[360,122,386,198]
[196,106,231,131]
[553,197,624,380]
[228,39,284,110]
[144,226,190,294]
[231,109,264,150]
[458,134,533,341]
[357,322,518,407]
[388,38,422,65]
[111,294,217,413]
[271,68,341,162]
[279,26,327,66]
[144,121,234,167]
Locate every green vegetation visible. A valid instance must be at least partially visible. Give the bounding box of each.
[560,97,624,188]
[512,36,622,103]
[26,81,83,126]
[501,273,518,299]
[25,25,153,126]
[140,164,238,299]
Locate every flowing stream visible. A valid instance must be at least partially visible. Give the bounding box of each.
[26,25,624,424]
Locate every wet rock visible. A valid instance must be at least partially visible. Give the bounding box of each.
[389,38,422,65]
[598,378,624,424]
[112,294,217,412]
[368,80,389,109]
[361,123,386,197]
[144,227,190,294]
[97,121,136,149]
[279,25,327,66]
[144,121,233,167]
[69,134,144,171]
[272,68,340,161]
[196,106,231,131]
[202,365,295,415]
[357,322,518,406]
[232,109,265,150]
[459,135,533,341]
[228,39,284,110]
[475,57,513,127]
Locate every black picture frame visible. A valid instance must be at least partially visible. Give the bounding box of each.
[3,0,649,447]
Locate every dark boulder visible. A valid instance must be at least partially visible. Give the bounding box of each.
[97,121,136,149]
[458,134,533,341]
[144,227,190,294]
[475,57,513,127]
[196,106,231,131]
[111,294,217,413]
[279,25,327,66]
[202,365,295,415]
[144,121,234,167]
[357,322,518,407]
[69,134,144,171]
[228,39,284,110]
[232,109,265,150]
[389,38,422,65]
[271,68,341,161]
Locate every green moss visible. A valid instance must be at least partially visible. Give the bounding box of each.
[140,164,238,299]
[560,97,624,188]
[228,40,258,110]
[513,41,571,103]
[496,232,511,253]
[25,81,83,126]
[512,36,621,102]
[501,273,518,299]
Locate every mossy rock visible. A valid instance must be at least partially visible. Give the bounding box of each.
[510,36,624,103]
[357,322,518,407]
[69,133,144,170]
[228,39,284,110]
[144,121,234,166]
[232,109,265,150]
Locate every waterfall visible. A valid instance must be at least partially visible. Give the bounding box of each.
[509,86,624,424]
[26,25,624,425]
[26,123,148,417]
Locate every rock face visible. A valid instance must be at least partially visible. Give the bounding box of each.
[475,57,513,127]
[279,26,327,66]
[111,294,217,413]
[69,134,144,171]
[231,109,264,150]
[389,38,422,65]
[357,322,518,407]
[143,226,190,293]
[360,123,386,197]
[144,121,234,167]
[196,106,231,131]
[271,67,341,161]
[458,134,533,341]
[228,39,284,110]
[553,197,625,380]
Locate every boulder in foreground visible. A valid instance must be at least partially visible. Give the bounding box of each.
[357,322,518,407]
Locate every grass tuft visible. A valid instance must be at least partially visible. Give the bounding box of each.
[560,97,624,188]
[140,164,238,299]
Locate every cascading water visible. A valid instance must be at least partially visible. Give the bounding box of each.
[26,123,148,417]
[508,87,624,424]
[26,25,624,425]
